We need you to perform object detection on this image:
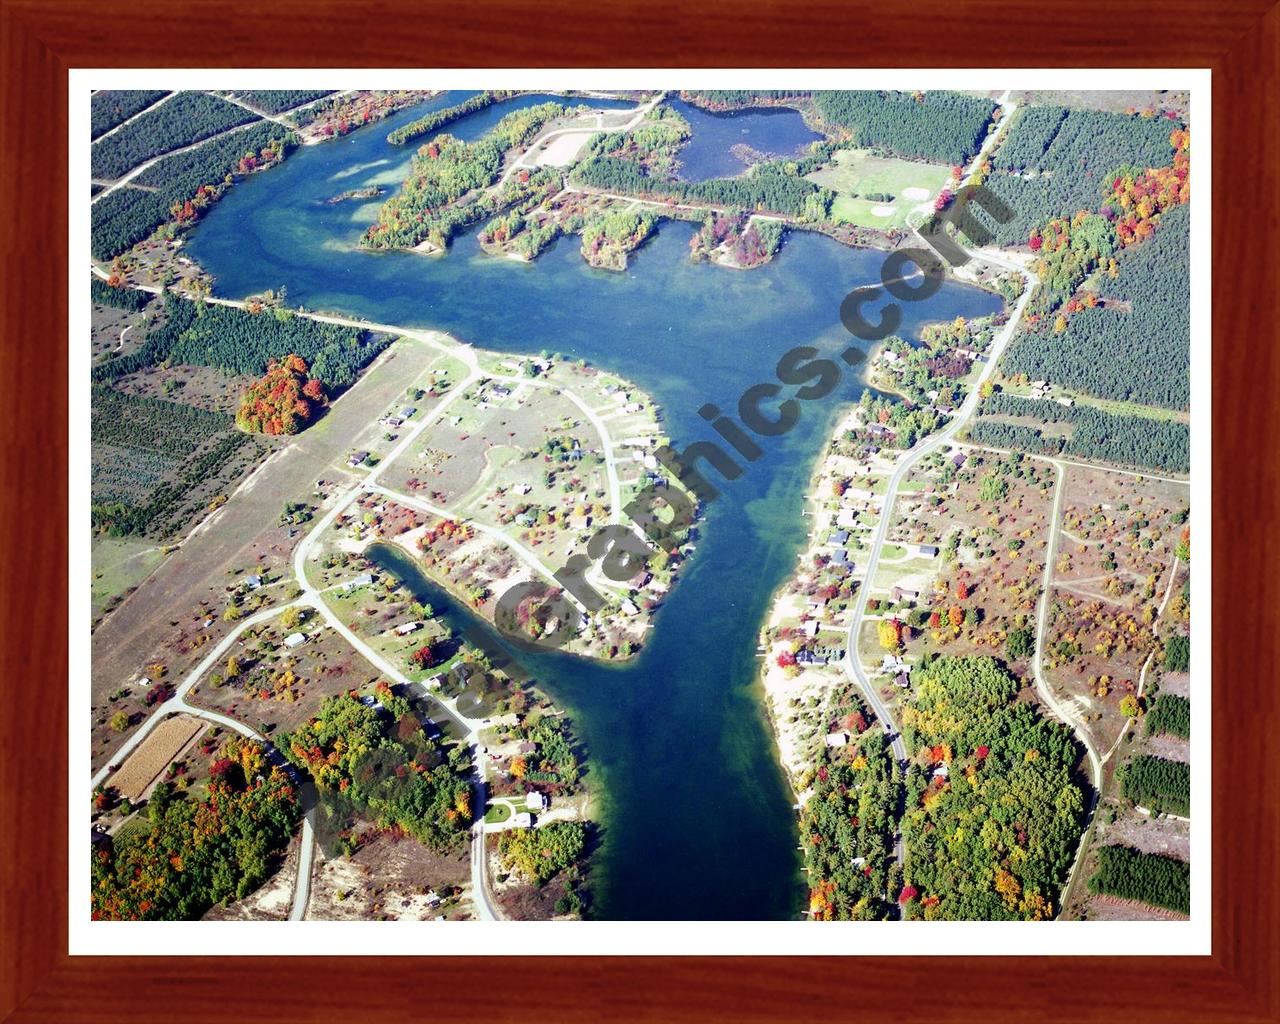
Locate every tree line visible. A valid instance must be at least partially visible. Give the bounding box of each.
[1088,844,1189,914]
[91,91,257,180]
[812,90,995,165]
[1119,754,1190,817]
[1145,693,1190,739]
[224,90,333,114]
[91,290,388,391]
[968,393,1190,474]
[91,90,167,141]
[91,121,295,260]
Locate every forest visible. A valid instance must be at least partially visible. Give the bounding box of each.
[572,154,832,220]
[1119,754,1190,817]
[91,121,295,260]
[803,709,902,921]
[236,354,327,435]
[386,91,507,145]
[1088,844,1190,914]
[1145,693,1191,739]
[90,90,167,140]
[976,107,1182,245]
[91,275,150,311]
[499,821,588,887]
[90,385,260,538]
[91,91,256,180]
[900,656,1084,920]
[91,291,388,391]
[811,90,995,164]
[282,687,475,854]
[968,393,1190,473]
[1004,205,1189,409]
[224,90,333,114]
[91,750,301,920]
[680,90,811,111]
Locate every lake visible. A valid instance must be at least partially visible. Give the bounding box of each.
[185,94,1002,920]
[668,97,823,181]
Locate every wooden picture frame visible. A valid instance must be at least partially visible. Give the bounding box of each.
[2,2,1275,1019]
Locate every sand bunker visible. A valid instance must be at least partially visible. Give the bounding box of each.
[871,204,895,216]
[903,186,931,201]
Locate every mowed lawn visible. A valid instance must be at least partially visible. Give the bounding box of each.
[806,149,952,229]
[92,535,169,619]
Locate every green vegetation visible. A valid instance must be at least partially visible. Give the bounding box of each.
[365,102,572,250]
[1004,206,1189,408]
[225,90,333,114]
[499,821,586,884]
[573,153,833,221]
[386,90,506,145]
[900,656,1084,920]
[580,208,659,269]
[91,90,167,141]
[92,291,388,391]
[1145,694,1191,739]
[91,122,295,260]
[1164,633,1190,672]
[91,276,149,311]
[1088,844,1190,914]
[581,105,691,179]
[680,90,809,111]
[91,91,256,180]
[1119,755,1190,816]
[978,107,1182,245]
[91,752,300,919]
[1006,625,1036,660]
[969,393,1189,473]
[282,686,475,853]
[513,715,581,788]
[803,721,902,920]
[91,385,259,538]
[812,91,995,164]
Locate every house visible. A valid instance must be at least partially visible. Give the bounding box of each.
[359,693,385,712]
[283,632,307,649]
[491,386,512,400]
[827,530,850,546]
[955,347,978,361]
[830,549,850,567]
[931,763,950,780]
[836,509,859,529]
[880,654,909,675]
[244,574,263,590]
[621,599,640,616]
[383,416,404,428]
[348,451,369,468]
[802,619,819,638]
[525,791,548,812]
[341,573,375,591]
[515,513,535,527]
[511,812,534,829]
[951,452,967,469]
[514,483,532,495]
[798,642,845,667]
[894,671,911,689]
[394,621,422,636]
[891,586,920,604]
[1057,396,1075,407]
[517,741,537,755]
[400,406,417,418]
[824,731,850,748]
[915,544,940,558]
[881,349,900,364]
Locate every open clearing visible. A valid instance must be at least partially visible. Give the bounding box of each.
[806,148,951,229]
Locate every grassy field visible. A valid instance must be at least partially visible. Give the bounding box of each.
[807,149,951,229]
[92,535,169,620]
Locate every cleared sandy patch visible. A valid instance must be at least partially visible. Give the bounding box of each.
[110,713,206,802]
[870,204,895,216]
[535,132,593,167]
[902,186,931,201]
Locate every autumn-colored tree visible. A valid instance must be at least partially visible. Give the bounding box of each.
[948,605,965,629]
[1119,695,1142,719]
[236,354,327,436]
[225,656,241,679]
[509,756,528,779]
[109,710,129,733]
[928,610,942,629]
[878,618,903,651]
[954,580,970,600]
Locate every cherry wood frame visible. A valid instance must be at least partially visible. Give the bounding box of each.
[2,1,1276,1020]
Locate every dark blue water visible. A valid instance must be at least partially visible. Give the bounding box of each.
[186,94,1002,920]
[669,97,822,181]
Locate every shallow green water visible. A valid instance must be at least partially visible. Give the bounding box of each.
[185,96,1002,920]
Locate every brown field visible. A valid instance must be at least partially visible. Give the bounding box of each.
[305,828,470,921]
[114,363,259,414]
[91,297,157,365]
[108,713,206,802]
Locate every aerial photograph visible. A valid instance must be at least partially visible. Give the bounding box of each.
[85,84,1193,925]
